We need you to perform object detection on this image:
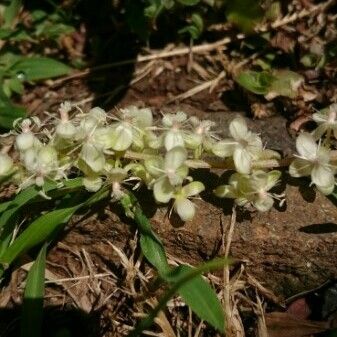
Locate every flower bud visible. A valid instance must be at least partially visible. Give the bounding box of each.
[16,132,35,151]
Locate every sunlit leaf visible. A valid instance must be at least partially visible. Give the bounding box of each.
[21,244,47,337]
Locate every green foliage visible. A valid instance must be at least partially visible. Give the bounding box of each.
[21,244,47,337]
[236,69,304,99]
[0,1,74,129]
[226,0,263,32]
[121,192,226,333]
[128,257,227,337]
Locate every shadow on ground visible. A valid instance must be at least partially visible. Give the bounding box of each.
[0,304,105,337]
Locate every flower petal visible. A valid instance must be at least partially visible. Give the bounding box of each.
[311,165,335,189]
[83,176,103,192]
[296,133,317,160]
[110,124,133,151]
[233,148,251,174]
[229,117,248,140]
[266,170,281,191]
[212,139,235,157]
[253,195,274,212]
[289,158,312,177]
[153,178,174,203]
[80,143,105,173]
[164,131,185,151]
[316,183,335,195]
[174,197,195,221]
[165,146,187,171]
[182,181,205,197]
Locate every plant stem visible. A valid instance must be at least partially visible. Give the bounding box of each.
[125,150,337,171]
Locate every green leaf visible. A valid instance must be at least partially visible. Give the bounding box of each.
[21,243,47,337]
[226,0,263,33]
[0,83,26,129]
[3,0,22,29]
[128,257,227,337]
[236,70,274,95]
[121,193,226,333]
[0,186,109,269]
[166,265,226,332]
[177,0,200,5]
[267,70,304,99]
[120,193,170,275]
[10,57,71,81]
[179,13,204,39]
[0,205,78,268]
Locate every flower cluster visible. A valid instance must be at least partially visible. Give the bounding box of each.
[289,103,337,194]
[0,103,336,221]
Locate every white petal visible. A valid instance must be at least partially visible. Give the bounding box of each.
[289,158,313,177]
[174,198,195,221]
[80,143,105,172]
[153,178,174,203]
[165,146,187,171]
[311,165,335,188]
[83,176,103,192]
[296,133,317,160]
[164,130,185,151]
[88,107,106,124]
[137,108,153,127]
[212,139,235,157]
[253,195,274,212]
[247,134,263,153]
[56,122,76,139]
[110,124,133,151]
[184,133,202,148]
[182,181,205,197]
[229,117,248,140]
[233,148,252,174]
[16,132,35,151]
[144,156,165,177]
[316,183,335,195]
[38,146,58,169]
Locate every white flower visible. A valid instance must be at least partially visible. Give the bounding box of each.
[312,103,337,140]
[78,107,106,136]
[215,170,282,212]
[147,147,189,203]
[212,117,262,174]
[0,153,13,176]
[173,181,205,221]
[21,145,59,187]
[79,143,105,173]
[289,132,336,194]
[105,166,128,200]
[162,111,188,151]
[185,116,217,154]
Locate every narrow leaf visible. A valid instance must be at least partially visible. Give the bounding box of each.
[3,0,22,28]
[167,265,226,332]
[11,57,71,81]
[21,244,47,337]
[128,258,227,336]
